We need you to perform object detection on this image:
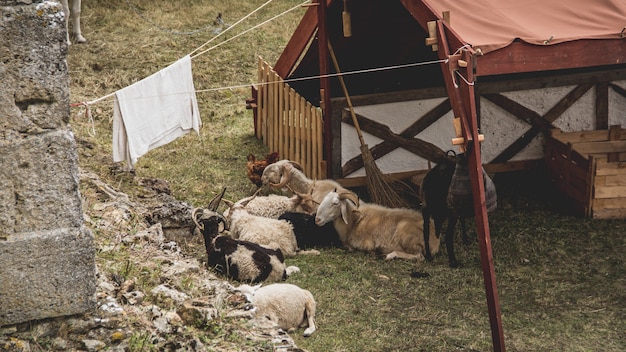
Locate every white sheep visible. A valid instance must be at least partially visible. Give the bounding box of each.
[314,189,440,261]
[60,0,86,45]
[224,197,299,257]
[234,283,317,337]
[223,191,316,219]
[260,160,348,211]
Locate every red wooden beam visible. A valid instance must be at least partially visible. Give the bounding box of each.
[274,0,334,78]
[317,0,333,178]
[435,20,506,352]
[476,39,626,77]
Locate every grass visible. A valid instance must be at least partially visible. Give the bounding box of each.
[67,1,626,351]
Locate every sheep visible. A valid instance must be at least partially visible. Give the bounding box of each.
[421,152,497,268]
[278,211,342,250]
[223,195,300,257]
[60,0,86,45]
[234,283,317,337]
[314,189,440,261]
[223,188,317,219]
[192,189,299,283]
[261,159,349,211]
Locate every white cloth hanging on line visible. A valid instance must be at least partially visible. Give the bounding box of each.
[112,55,201,169]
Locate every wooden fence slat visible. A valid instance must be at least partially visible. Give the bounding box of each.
[255,58,324,179]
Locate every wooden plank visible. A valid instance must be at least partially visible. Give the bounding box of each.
[595,160,626,176]
[608,125,622,162]
[477,68,626,95]
[592,208,626,219]
[610,82,626,99]
[330,87,448,110]
[595,82,609,130]
[273,1,332,77]
[475,39,626,77]
[594,185,626,199]
[278,77,285,158]
[337,170,426,188]
[573,140,626,155]
[552,129,626,144]
[593,197,626,209]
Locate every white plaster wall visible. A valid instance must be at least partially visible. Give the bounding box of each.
[609,81,626,126]
[341,81,626,177]
[342,98,455,177]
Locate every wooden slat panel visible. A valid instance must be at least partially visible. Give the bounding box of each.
[550,128,626,143]
[593,197,626,210]
[595,160,626,176]
[592,208,626,219]
[289,87,297,161]
[573,140,626,155]
[595,185,626,199]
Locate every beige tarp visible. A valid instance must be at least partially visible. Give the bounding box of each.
[426,0,626,54]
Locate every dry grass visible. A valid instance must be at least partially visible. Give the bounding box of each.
[68,1,626,351]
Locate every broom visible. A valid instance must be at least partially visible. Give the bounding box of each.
[327,41,408,208]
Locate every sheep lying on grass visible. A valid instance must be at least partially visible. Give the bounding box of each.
[224,195,299,257]
[192,189,298,283]
[278,211,342,250]
[315,189,440,260]
[261,160,348,211]
[234,283,317,337]
[223,190,317,219]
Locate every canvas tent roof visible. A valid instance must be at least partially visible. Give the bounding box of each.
[275,0,626,100]
[426,0,626,54]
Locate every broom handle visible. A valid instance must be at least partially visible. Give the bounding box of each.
[327,40,367,147]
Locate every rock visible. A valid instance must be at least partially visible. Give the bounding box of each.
[151,284,190,304]
[176,299,218,326]
[82,339,106,351]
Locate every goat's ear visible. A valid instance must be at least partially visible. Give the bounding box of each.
[340,201,350,224]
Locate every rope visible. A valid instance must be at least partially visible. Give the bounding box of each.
[191,1,308,59]
[188,0,276,57]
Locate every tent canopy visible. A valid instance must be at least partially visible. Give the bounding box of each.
[274,0,626,101]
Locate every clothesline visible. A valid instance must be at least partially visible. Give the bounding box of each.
[74,0,307,107]
[73,58,450,107]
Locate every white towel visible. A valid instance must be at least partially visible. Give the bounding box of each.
[112,55,201,169]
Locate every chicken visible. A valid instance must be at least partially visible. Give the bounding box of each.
[246,152,279,187]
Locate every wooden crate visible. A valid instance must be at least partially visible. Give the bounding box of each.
[545,125,626,219]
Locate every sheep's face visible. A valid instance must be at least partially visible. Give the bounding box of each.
[261,163,282,186]
[315,192,343,225]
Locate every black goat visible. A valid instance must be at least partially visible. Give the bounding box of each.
[422,152,498,268]
[278,211,342,250]
[193,188,298,282]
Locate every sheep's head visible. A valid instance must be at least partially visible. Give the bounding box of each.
[261,160,304,189]
[315,189,359,226]
[287,185,319,214]
[192,208,228,238]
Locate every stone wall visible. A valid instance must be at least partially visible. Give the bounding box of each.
[0,0,96,326]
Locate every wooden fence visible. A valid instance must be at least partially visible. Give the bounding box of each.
[255,57,325,179]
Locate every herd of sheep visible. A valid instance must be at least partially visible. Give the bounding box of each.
[192,157,495,337]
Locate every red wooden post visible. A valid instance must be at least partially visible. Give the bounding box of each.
[317,0,333,178]
[435,20,506,352]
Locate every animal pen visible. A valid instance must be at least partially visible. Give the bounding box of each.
[247,1,626,351]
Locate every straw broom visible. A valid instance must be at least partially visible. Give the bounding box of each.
[327,41,408,208]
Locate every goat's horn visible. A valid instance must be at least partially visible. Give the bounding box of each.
[192,208,205,231]
[269,163,292,189]
[338,191,360,207]
[240,188,262,207]
[222,198,234,208]
[289,161,304,172]
[208,187,226,212]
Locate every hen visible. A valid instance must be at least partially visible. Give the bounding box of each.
[246,152,279,187]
